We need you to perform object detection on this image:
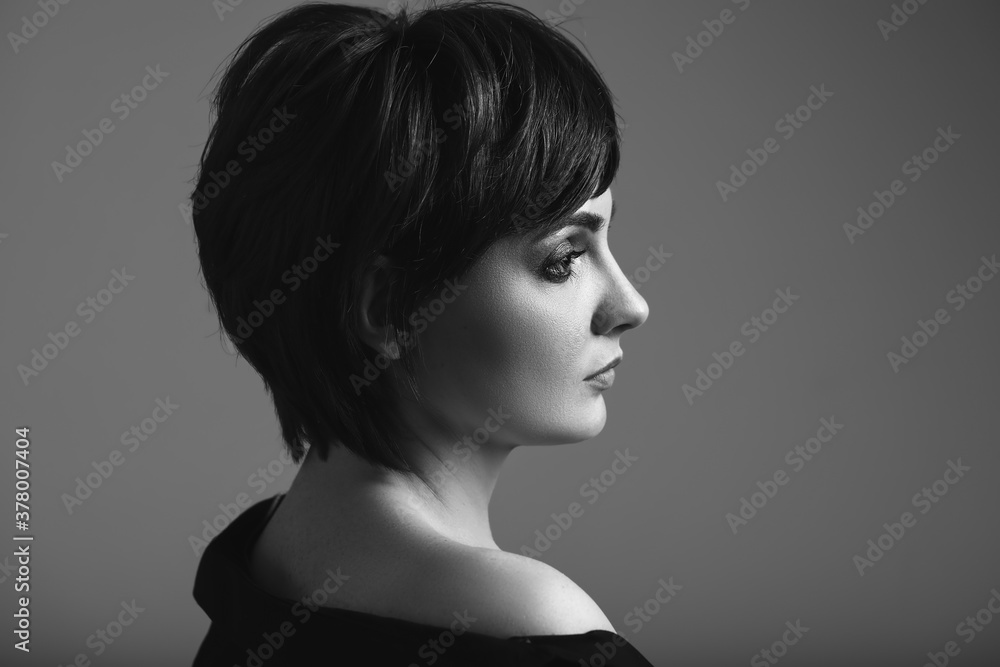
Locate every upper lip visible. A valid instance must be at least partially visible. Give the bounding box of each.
[585,354,622,380]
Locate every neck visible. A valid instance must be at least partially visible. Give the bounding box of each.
[285,414,515,551]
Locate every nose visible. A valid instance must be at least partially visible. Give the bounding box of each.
[592,255,650,335]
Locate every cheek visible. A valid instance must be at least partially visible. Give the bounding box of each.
[414,275,587,417]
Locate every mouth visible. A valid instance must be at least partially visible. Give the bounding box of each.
[584,355,622,381]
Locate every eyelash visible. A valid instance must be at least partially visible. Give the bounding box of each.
[541,248,587,283]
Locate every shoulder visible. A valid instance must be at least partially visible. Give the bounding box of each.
[411,543,617,638]
[249,494,616,638]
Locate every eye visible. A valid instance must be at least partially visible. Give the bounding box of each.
[541,248,587,283]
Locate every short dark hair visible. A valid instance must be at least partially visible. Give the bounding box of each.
[189,0,621,475]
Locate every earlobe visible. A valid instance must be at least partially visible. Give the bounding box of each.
[380,328,402,360]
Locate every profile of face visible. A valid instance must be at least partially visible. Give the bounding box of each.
[389,188,649,453]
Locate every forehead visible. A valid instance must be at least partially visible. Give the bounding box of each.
[585,187,613,213]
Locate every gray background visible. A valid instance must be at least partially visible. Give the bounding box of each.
[2,0,999,665]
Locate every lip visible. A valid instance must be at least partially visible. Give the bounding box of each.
[586,367,615,389]
[585,355,622,381]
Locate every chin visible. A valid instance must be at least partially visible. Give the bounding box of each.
[563,398,609,443]
[513,400,607,447]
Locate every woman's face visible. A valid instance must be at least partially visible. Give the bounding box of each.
[399,187,649,449]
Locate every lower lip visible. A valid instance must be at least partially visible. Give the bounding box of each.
[586,368,615,389]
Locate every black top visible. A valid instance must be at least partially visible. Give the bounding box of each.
[191,493,658,666]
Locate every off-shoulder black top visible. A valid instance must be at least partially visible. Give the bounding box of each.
[191,493,657,666]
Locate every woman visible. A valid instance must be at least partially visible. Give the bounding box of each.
[189,1,653,664]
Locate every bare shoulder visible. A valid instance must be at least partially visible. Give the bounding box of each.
[249,494,615,638]
[413,543,617,638]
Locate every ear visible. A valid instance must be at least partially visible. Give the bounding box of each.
[356,254,402,360]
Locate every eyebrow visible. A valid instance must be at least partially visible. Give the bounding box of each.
[559,200,616,235]
[523,200,617,245]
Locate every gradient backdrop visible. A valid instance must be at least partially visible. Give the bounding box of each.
[2,0,999,665]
